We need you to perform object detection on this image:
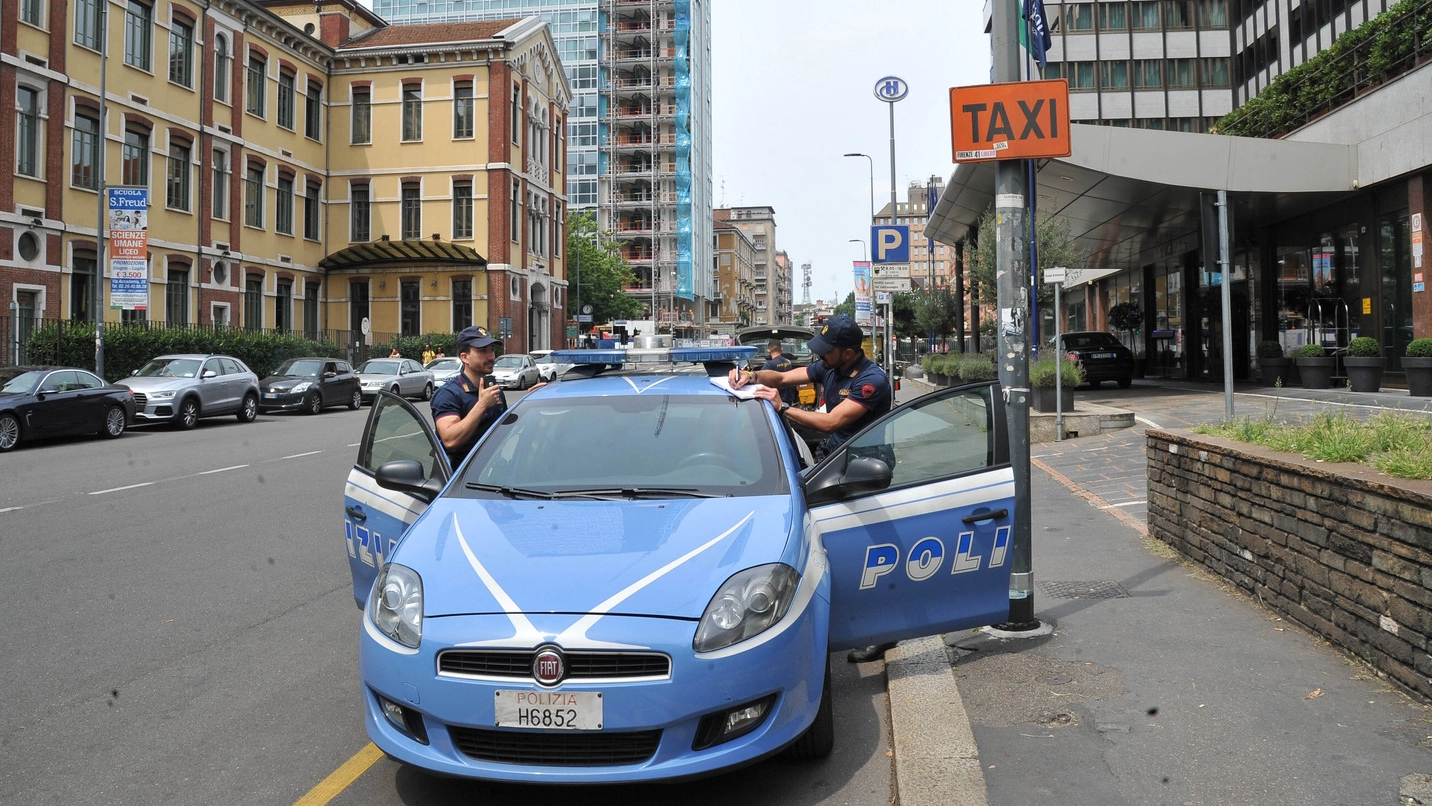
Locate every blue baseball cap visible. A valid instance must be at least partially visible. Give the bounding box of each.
[808,314,865,354]
[456,325,498,351]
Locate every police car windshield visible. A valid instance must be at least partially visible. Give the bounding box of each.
[453,395,786,499]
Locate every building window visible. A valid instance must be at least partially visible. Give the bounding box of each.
[1098,2,1127,30]
[166,141,190,210]
[214,35,230,102]
[169,18,193,87]
[1168,58,1197,87]
[73,112,99,189]
[122,128,149,186]
[401,182,421,239]
[350,87,371,144]
[166,269,189,323]
[125,1,152,71]
[1132,60,1163,89]
[1198,0,1227,27]
[277,71,295,129]
[553,201,562,257]
[212,149,229,219]
[350,182,370,242]
[244,275,263,330]
[511,84,521,143]
[1066,61,1096,91]
[1131,0,1161,29]
[76,0,102,48]
[121,307,147,324]
[401,86,422,141]
[1201,57,1230,87]
[244,165,264,227]
[22,0,43,26]
[274,280,292,333]
[72,253,96,321]
[305,82,322,140]
[276,174,294,235]
[304,181,321,240]
[1164,0,1195,29]
[17,87,41,178]
[511,179,521,242]
[453,181,473,239]
[452,278,471,330]
[304,284,319,339]
[1063,3,1094,31]
[349,280,368,335]
[454,82,474,138]
[400,281,420,337]
[1100,61,1131,90]
[246,55,265,117]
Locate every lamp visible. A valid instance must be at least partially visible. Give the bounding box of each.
[843,153,875,222]
[848,238,867,261]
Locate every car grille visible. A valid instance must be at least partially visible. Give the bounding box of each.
[438,650,670,681]
[448,726,661,766]
[132,393,147,407]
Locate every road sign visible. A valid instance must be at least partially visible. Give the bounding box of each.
[873,76,909,103]
[1044,267,1067,284]
[949,79,1072,163]
[871,226,910,263]
[876,291,892,304]
[873,277,912,293]
[872,263,911,279]
[576,314,593,323]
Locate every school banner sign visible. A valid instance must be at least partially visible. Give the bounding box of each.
[109,187,149,310]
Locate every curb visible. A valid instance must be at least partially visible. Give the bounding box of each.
[885,636,987,806]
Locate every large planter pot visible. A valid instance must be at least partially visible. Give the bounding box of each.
[1032,386,1074,413]
[1404,356,1432,397]
[1342,356,1385,392]
[1297,356,1335,389]
[1258,358,1292,387]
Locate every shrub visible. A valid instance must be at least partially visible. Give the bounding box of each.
[956,355,996,382]
[1345,336,1381,357]
[1108,302,1143,332]
[1028,355,1084,388]
[1297,343,1327,358]
[1405,338,1432,358]
[1256,340,1285,359]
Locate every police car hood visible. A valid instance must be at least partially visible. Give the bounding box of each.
[404,496,800,619]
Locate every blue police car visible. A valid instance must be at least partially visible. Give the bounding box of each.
[342,346,1014,783]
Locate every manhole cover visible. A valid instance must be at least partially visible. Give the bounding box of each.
[1040,580,1130,600]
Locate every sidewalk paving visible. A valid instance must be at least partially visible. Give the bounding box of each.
[886,378,1432,806]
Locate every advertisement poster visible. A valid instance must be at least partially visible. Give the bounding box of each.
[108,187,149,310]
[853,261,872,326]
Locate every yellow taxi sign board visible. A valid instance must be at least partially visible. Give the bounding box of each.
[949,79,1072,163]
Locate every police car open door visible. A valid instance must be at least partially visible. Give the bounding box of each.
[343,391,450,608]
[810,381,1015,651]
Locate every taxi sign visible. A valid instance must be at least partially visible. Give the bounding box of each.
[949,79,1071,163]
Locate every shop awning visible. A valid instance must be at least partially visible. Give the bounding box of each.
[318,238,488,271]
[925,124,1358,271]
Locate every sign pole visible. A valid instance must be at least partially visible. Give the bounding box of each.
[874,76,908,377]
[1218,190,1234,420]
[93,0,109,378]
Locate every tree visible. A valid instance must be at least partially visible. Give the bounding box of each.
[910,287,959,342]
[567,211,645,325]
[833,292,855,319]
[966,210,1083,340]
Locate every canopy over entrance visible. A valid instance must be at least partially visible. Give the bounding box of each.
[318,238,488,270]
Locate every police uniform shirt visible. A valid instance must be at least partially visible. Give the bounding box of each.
[430,373,508,470]
[806,355,891,452]
[762,353,798,405]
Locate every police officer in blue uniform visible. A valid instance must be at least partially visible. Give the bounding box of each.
[431,325,508,471]
[727,314,895,663]
[761,339,799,407]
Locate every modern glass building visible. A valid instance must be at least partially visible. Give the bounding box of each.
[370,0,714,329]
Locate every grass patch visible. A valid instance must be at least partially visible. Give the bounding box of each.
[1194,411,1432,480]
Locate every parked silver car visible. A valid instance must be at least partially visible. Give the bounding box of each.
[491,353,541,390]
[424,357,463,387]
[118,354,260,429]
[356,358,434,403]
[528,349,570,382]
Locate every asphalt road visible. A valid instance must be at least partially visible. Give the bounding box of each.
[0,394,895,806]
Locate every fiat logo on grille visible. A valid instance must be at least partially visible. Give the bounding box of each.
[532,647,566,686]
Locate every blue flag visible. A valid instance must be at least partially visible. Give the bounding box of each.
[1024,0,1053,71]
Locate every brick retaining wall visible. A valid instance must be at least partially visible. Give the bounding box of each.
[1146,429,1432,700]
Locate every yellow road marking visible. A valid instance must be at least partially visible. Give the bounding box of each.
[294,742,384,806]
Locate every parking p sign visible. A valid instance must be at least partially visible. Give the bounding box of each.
[871,225,909,264]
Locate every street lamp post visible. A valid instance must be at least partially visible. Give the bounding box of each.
[847,238,867,262]
[843,153,875,224]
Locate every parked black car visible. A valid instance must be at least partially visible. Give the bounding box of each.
[0,365,135,451]
[1058,331,1136,388]
[259,357,362,414]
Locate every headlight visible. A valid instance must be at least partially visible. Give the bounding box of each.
[148,389,176,400]
[693,563,800,653]
[291,381,312,393]
[369,563,422,648]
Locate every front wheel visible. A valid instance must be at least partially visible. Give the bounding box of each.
[1117,375,1133,389]
[348,389,363,410]
[102,406,127,439]
[306,392,323,415]
[422,382,434,401]
[0,412,20,451]
[175,398,200,430]
[237,393,258,423]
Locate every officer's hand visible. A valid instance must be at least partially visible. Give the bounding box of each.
[477,378,503,408]
[728,367,749,388]
[752,385,781,404]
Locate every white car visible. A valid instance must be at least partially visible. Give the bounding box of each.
[490,354,541,390]
[425,357,463,387]
[528,350,570,382]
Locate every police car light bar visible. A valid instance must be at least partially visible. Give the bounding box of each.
[552,347,756,366]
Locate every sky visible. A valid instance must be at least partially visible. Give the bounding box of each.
[710,0,993,306]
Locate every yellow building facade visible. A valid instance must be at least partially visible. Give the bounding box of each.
[1,0,568,356]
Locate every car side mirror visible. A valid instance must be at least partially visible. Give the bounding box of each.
[38,385,59,397]
[374,459,445,504]
[130,370,139,376]
[803,455,892,507]
[202,370,218,379]
[323,371,336,378]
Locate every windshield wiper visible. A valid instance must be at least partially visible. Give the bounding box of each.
[463,483,555,500]
[554,486,728,499]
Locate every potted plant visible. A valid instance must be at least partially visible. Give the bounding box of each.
[1296,343,1334,389]
[1405,338,1432,397]
[1108,302,1144,375]
[956,355,996,383]
[1343,336,1384,392]
[1029,354,1083,413]
[1256,340,1292,387]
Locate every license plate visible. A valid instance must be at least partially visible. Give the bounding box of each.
[263,393,279,399]
[494,690,602,730]
[1091,352,1115,359]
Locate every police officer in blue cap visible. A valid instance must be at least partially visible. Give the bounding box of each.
[431,325,510,470]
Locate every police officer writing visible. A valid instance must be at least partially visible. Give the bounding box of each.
[762,339,799,407]
[727,314,895,663]
[431,326,508,471]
